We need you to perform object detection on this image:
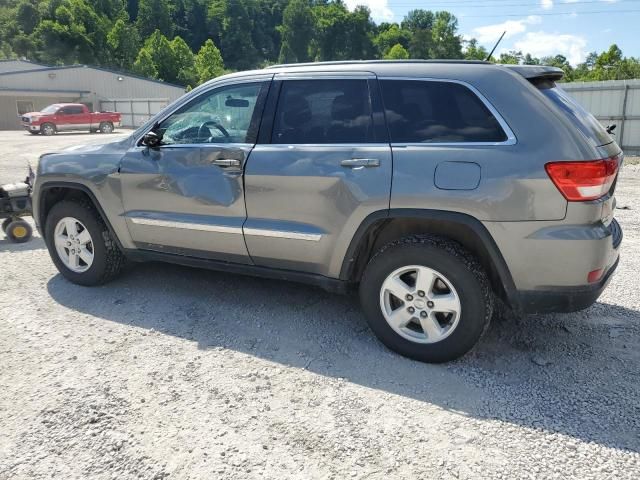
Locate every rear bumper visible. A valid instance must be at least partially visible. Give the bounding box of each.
[518,255,619,314]
[516,217,622,314]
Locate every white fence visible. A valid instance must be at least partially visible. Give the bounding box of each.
[99,98,170,128]
[562,79,640,155]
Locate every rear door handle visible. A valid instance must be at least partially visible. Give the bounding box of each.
[212,158,241,167]
[340,158,380,168]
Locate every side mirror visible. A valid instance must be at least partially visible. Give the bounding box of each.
[142,131,162,148]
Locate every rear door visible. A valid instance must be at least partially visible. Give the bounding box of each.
[63,105,88,131]
[244,73,392,277]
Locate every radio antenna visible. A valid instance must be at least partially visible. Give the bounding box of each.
[486,31,506,61]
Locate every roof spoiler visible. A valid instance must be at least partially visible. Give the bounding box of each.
[501,65,564,82]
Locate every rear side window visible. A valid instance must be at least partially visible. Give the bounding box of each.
[539,84,612,147]
[380,80,508,143]
[272,79,374,144]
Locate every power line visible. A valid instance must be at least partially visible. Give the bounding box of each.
[388,0,637,5]
[457,7,640,16]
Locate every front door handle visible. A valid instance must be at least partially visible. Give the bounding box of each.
[340,158,380,168]
[212,158,241,167]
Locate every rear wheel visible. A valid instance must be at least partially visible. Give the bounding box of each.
[6,219,32,243]
[99,122,114,134]
[44,200,125,285]
[41,123,56,136]
[359,235,493,363]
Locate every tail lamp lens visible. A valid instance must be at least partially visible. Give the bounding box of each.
[545,156,620,201]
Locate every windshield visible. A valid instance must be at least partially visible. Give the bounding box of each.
[540,85,613,147]
[41,105,60,114]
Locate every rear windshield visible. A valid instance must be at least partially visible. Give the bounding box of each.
[539,83,613,146]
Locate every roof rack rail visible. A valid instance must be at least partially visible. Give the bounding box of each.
[265,59,491,69]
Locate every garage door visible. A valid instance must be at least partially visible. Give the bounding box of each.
[100,99,169,128]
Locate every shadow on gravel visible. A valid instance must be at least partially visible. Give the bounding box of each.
[46,262,640,453]
[0,236,45,252]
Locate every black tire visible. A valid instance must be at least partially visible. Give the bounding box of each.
[99,122,114,134]
[2,217,12,233]
[41,123,56,136]
[6,219,32,243]
[44,200,125,286]
[359,235,493,363]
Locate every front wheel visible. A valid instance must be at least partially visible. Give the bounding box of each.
[359,236,493,363]
[40,123,56,136]
[44,200,125,285]
[99,122,114,134]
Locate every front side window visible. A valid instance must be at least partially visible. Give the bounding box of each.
[272,79,374,144]
[157,82,266,145]
[380,80,508,143]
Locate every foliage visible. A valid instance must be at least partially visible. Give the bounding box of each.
[384,43,409,60]
[0,0,638,87]
[278,0,314,63]
[194,38,224,83]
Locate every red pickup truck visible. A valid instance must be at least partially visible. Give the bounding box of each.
[21,103,121,136]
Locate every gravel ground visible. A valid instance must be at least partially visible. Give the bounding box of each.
[1,130,639,479]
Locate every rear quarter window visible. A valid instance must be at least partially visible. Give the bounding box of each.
[539,84,613,147]
[380,79,508,143]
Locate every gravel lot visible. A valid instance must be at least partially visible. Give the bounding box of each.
[1,130,639,479]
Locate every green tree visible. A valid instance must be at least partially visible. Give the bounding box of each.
[107,19,140,68]
[384,43,409,60]
[133,48,157,77]
[498,50,523,65]
[16,1,40,34]
[408,28,432,59]
[401,9,434,33]
[139,29,176,81]
[278,0,314,63]
[136,0,172,38]
[464,38,488,61]
[430,11,462,58]
[374,23,410,57]
[171,35,196,86]
[194,38,225,83]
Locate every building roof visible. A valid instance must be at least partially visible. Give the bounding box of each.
[0,63,185,89]
[0,59,48,74]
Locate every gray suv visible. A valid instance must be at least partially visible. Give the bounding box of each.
[32,60,623,363]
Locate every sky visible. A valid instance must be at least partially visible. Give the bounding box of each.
[344,0,640,65]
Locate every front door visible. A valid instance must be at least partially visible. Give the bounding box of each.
[119,79,271,263]
[244,75,392,277]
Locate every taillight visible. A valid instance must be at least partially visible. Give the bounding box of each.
[545,156,619,201]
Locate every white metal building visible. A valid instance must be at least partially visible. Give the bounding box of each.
[0,60,185,130]
[559,80,640,155]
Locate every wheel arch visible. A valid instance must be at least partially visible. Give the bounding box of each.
[340,209,520,311]
[37,182,125,251]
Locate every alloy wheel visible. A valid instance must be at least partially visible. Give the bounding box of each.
[379,265,462,344]
[53,217,94,273]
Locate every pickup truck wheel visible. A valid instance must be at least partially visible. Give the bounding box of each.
[359,235,493,363]
[99,122,114,134]
[41,123,56,136]
[44,200,125,285]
